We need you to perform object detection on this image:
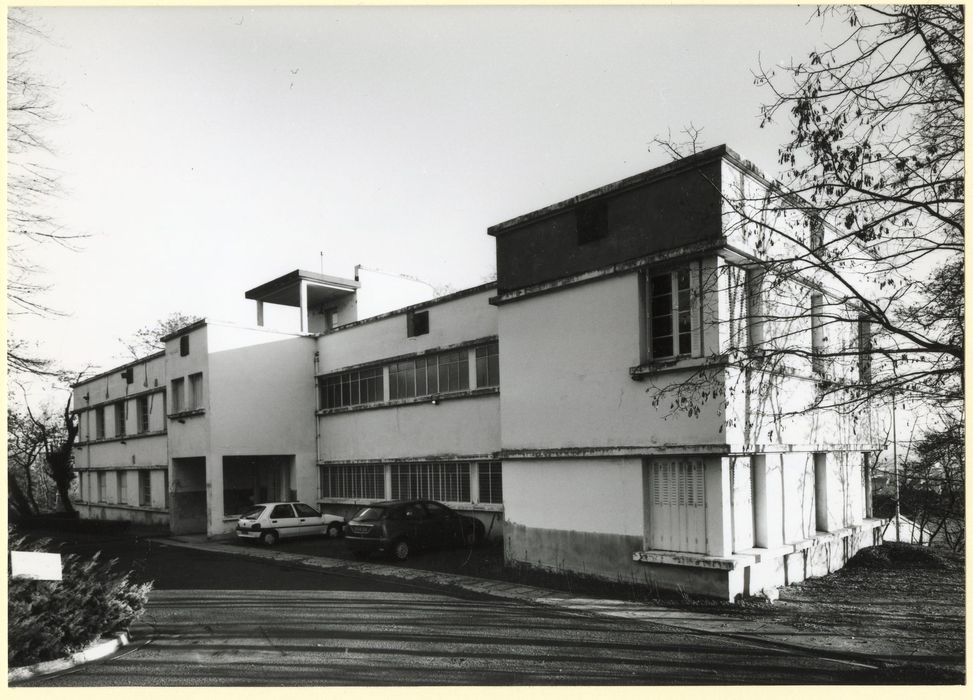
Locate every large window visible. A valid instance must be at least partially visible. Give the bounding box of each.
[475,343,499,388]
[647,269,693,359]
[391,462,471,503]
[319,366,384,409]
[645,458,707,553]
[171,377,185,412]
[94,406,105,440]
[117,472,127,504]
[320,464,385,500]
[858,317,873,384]
[437,349,469,393]
[189,373,204,409]
[477,461,502,504]
[811,292,826,376]
[97,472,107,502]
[114,401,127,437]
[137,395,150,434]
[139,471,151,506]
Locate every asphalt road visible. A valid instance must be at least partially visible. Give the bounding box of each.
[16,535,898,685]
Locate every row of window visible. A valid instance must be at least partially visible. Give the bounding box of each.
[645,265,873,383]
[319,461,502,505]
[319,342,499,410]
[171,372,204,413]
[92,395,154,440]
[78,469,164,508]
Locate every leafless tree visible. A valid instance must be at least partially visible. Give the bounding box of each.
[7,8,87,376]
[647,6,963,425]
[119,312,203,360]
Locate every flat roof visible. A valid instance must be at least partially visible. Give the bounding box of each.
[244,269,360,308]
[487,144,766,235]
[71,350,166,388]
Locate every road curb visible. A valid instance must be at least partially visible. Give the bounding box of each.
[8,632,131,683]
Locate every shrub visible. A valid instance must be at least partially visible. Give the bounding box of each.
[7,530,153,667]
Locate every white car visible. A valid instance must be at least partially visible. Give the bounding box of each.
[236,502,344,545]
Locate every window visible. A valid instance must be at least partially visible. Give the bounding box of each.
[180,335,189,356]
[323,308,339,331]
[320,464,385,500]
[437,349,469,393]
[270,504,295,519]
[294,503,319,517]
[171,377,185,413]
[390,462,470,503]
[139,471,151,506]
[475,343,499,388]
[477,461,502,504]
[117,472,127,504]
[189,373,203,409]
[137,395,150,434]
[94,406,105,440]
[810,292,826,376]
[389,354,444,400]
[726,264,749,352]
[122,367,134,384]
[97,472,107,502]
[645,458,707,553]
[407,309,429,337]
[319,366,384,409]
[858,317,873,384]
[114,401,126,437]
[647,268,693,359]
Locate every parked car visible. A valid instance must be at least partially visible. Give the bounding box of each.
[236,502,344,545]
[344,499,485,561]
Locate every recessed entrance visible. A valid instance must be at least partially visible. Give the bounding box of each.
[222,455,295,516]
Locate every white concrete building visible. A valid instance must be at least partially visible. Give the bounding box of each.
[72,146,885,599]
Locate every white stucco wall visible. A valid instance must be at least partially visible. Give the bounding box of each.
[503,458,644,536]
[316,287,498,372]
[165,324,211,458]
[498,273,726,451]
[205,324,317,506]
[319,395,500,462]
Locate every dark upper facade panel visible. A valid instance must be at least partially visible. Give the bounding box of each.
[488,146,729,295]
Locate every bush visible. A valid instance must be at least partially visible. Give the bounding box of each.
[7,529,152,667]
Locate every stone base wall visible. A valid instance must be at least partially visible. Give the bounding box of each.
[509,518,887,601]
[76,503,170,528]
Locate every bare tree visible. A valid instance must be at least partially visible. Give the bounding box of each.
[119,312,202,359]
[21,388,81,514]
[647,6,963,423]
[7,8,87,376]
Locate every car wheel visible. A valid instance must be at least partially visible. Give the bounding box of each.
[392,539,410,561]
[260,531,279,546]
[326,522,342,538]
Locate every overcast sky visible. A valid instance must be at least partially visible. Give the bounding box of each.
[10,4,838,398]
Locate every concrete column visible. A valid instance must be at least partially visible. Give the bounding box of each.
[299,281,309,333]
[705,456,733,556]
[753,454,785,548]
[256,300,264,327]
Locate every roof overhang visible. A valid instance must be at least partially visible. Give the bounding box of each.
[244,269,360,308]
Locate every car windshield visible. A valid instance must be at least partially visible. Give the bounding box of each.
[240,506,265,520]
[352,506,386,522]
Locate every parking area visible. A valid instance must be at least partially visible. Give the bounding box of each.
[226,529,507,579]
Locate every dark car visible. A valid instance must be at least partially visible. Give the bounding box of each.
[344,499,485,561]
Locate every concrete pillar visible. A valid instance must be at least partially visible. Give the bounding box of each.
[753,454,785,548]
[256,300,264,327]
[705,456,733,556]
[299,281,309,333]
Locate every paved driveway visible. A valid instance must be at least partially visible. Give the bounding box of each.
[14,538,897,685]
